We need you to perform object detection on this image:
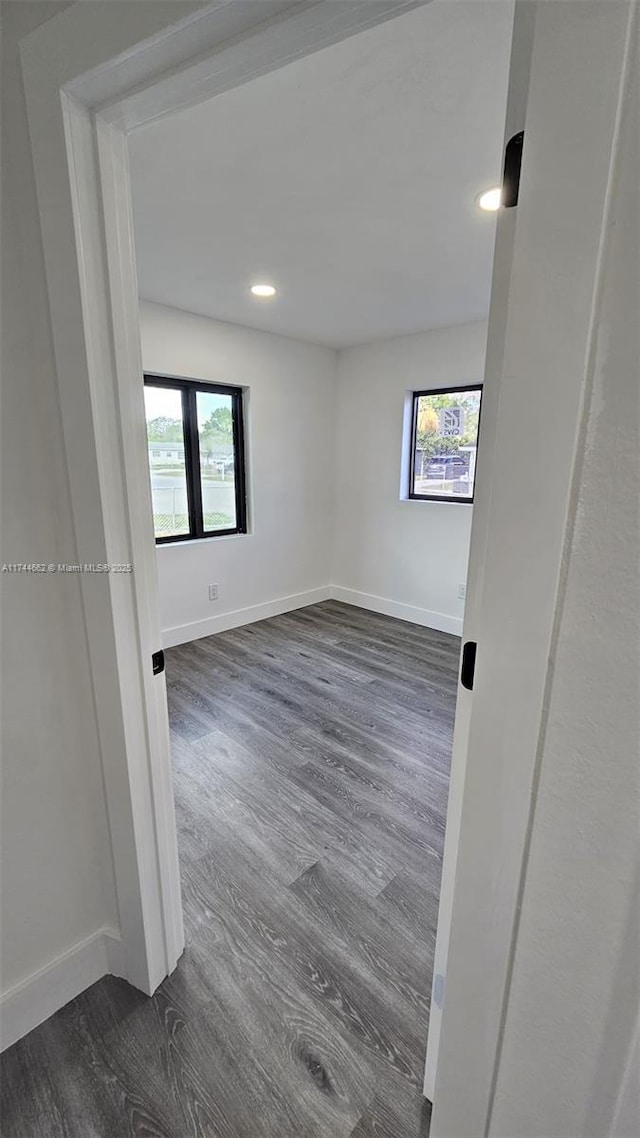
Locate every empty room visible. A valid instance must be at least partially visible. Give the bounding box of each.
[133,5,505,1133]
[4,2,637,1137]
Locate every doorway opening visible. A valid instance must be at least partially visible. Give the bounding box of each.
[129,4,510,1133]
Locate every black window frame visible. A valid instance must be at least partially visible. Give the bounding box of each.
[144,373,247,544]
[408,382,483,505]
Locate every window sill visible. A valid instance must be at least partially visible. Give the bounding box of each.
[156,531,252,549]
[399,495,474,505]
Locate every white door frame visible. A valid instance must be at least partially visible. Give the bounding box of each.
[18,0,428,998]
[423,0,537,1100]
[429,3,636,1134]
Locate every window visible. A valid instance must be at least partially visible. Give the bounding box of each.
[144,375,247,543]
[409,384,482,503]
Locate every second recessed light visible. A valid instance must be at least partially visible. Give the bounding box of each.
[250,283,277,298]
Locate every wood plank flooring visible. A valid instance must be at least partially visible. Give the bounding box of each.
[0,601,459,1138]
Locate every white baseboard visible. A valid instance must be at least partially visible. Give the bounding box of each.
[329,585,463,637]
[0,927,123,1052]
[162,584,462,646]
[162,586,332,648]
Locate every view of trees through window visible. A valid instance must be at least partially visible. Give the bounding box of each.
[410,385,482,502]
[144,379,245,541]
[196,390,237,533]
[144,385,191,539]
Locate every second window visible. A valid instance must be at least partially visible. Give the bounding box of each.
[409,384,482,503]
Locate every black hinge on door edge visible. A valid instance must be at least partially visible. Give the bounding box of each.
[461,642,477,691]
[502,131,524,208]
[152,649,165,676]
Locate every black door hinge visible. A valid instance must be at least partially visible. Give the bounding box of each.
[461,641,477,691]
[152,649,165,676]
[502,131,524,208]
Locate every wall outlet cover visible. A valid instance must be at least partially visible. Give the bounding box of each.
[208,584,219,601]
[457,583,466,600]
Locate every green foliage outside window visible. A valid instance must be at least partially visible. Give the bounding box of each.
[415,392,480,461]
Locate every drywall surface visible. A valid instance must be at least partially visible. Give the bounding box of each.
[1,1,118,998]
[139,302,337,645]
[490,24,639,1135]
[332,323,487,634]
[129,0,512,347]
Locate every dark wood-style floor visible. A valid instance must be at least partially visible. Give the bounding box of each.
[1,601,459,1138]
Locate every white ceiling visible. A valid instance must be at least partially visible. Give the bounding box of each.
[129,1,513,348]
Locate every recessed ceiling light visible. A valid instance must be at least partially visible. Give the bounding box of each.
[250,283,277,298]
[477,186,502,212]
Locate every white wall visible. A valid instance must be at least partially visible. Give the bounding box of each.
[490,25,639,1133]
[332,323,488,635]
[141,307,486,644]
[139,302,337,647]
[1,1,119,1042]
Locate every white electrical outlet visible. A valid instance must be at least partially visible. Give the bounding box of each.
[457,583,466,600]
[208,584,219,601]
